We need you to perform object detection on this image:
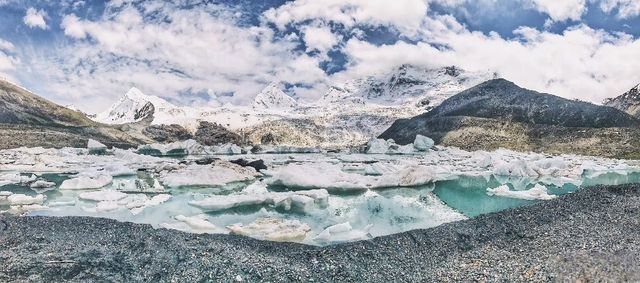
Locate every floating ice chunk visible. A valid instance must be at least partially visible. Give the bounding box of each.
[159,162,257,187]
[7,194,45,205]
[267,162,435,191]
[95,201,122,212]
[79,190,128,202]
[0,191,13,196]
[87,139,107,149]
[7,204,49,215]
[366,138,391,154]
[413,135,434,151]
[241,181,270,194]
[216,143,242,155]
[0,173,36,186]
[486,184,557,200]
[128,194,172,215]
[190,184,328,213]
[29,180,56,189]
[59,175,113,190]
[227,218,311,242]
[493,160,538,177]
[160,214,227,234]
[48,199,77,207]
[190,194,269,211]
[313,222,371,243]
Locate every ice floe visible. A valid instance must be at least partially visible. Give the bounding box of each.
[486,184,557,200]
[60,175,113,190]
[158,161,258,187]
[227,218,311,242]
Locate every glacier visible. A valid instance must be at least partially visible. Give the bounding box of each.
[1,139,640,245]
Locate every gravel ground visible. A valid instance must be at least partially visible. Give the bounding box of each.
[2,184,640,282]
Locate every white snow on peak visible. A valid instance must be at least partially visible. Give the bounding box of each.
[252,82,297,110]
[94,87,178,124]
[317,65,496,109]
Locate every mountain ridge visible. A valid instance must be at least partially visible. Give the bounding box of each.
[379,79,640,158]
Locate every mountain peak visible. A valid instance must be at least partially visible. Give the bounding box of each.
[604,83,640,118]
[94,87,175,124]
[252,82,297,109]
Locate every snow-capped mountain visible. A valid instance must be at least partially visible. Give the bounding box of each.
[94,87,182,124]
[252,82,297,110]
[92,65,496,147]
[317,65,497,112]
[604,84,640,118]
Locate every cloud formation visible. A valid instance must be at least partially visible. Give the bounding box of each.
[529,0,587,22]
[599,0,640,19]
[23,7,48,29]
[1,0,640,112]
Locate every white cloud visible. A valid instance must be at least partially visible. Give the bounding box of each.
[264,0,428,34]
[337,15,640,104]
[46,2,328,112]
[302,25,339,52]
[61,14,87,38]
[529,0,586,21]
[23,7,48,29]
[0,38,18,80]
[599,0,640,19]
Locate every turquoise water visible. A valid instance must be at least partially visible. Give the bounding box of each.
[433,172,640,217]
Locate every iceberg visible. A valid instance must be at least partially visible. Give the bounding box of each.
[227,218,311,242]
[413,135,434,151]
[7,194,45,205]
[486,184,557,200]
[78,190,128,202]
[189,182,328,213]
[160,214,228,234]
[159,162,258,187]
[313,222,371,243]
[59,175,113,190]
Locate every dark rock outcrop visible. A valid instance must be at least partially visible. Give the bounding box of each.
[194,121,243,146]
[143,124,193,143]
[380,79,640,158]
[230,158,267,172]
[604,84,640,118]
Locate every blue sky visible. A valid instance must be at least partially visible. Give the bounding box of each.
[0,0,639,113]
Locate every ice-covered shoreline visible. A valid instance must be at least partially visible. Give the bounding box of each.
[2,184,640,282]
[1,137,640,245]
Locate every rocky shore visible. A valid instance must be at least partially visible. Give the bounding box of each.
[2,184,640,282]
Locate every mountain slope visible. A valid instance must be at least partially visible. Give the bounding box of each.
[380,79,640,158]
[604,84,640,118]
[0,80,94,127]
[0,79,155,149]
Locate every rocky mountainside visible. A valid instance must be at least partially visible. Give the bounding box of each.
[604,84,640,118]
[0,80,94,126]
[380,79,640,158]
[0,80,156,149]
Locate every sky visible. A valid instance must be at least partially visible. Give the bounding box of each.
[0,0,639,113]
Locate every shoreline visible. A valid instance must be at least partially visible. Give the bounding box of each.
[2,184,640,282]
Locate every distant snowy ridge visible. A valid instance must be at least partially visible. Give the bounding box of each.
[92,65,497,147]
